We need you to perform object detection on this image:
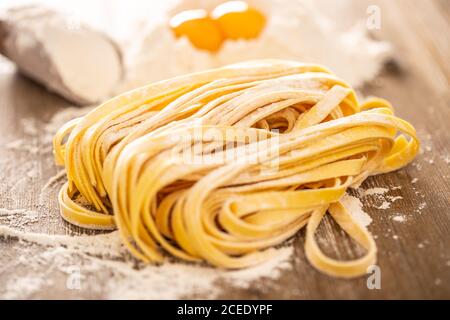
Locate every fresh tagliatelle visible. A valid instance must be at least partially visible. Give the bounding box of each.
[53,60,419,278]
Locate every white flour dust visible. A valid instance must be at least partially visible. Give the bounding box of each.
[362,187,389,197]
[0,224,294,299]
[340,194,372,228]
[358,186,405,213]
[0,226,124,258]
[392,214,406,223]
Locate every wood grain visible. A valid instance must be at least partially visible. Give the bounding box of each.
[0,0,449,299]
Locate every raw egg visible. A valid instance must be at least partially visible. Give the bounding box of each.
[170,9,224,52]
[212,1,266,40]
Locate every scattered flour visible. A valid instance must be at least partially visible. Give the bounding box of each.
[40,170,66,193]
[362,187,389,197]
[0,224,293,299]
[377,201,391,210]
[356,185,426,223]
[392,214,406,223]
[340,193,372,228]
[0,208,27,216]
[0,225,124,258]
[0,207,42,229]
[359,186,404,211]
[5,139,40,154]
[2,275,52,299]
[415,202,427,214]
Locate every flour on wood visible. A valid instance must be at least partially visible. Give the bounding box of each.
[340,194,372,228]
[0,224,293,299]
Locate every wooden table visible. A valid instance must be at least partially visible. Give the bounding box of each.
[0,0,449,299]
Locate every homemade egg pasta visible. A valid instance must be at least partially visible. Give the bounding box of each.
[53,60,419,278]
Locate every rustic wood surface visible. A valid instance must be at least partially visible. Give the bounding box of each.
[0,0,449,299]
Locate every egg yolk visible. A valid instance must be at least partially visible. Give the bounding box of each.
[211,1,266,40]
[169,9,224,52]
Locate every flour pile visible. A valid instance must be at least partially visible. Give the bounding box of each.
[0,225,293,299]
[119,0,390,92]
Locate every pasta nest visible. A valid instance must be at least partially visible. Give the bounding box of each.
[54,60,419,278]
